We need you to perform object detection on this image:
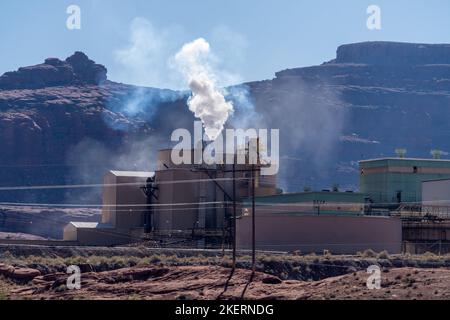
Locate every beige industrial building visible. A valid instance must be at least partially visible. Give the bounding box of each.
[237,191,402,254]
[153,149,278,233]
[64,148,278,246]
[236,214,402,254]
[64,170,154,245]
[422,178,450,208]
[63,222,129,246]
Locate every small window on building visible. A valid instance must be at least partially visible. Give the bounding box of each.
[413,166,418,173]
[396,191,402,203]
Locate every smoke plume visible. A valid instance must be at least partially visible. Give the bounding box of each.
[174,38,234,140]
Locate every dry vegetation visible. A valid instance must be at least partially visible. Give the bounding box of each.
[1,247,450,300]
[1,248,450,279]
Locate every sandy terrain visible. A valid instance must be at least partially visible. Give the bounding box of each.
[2,264,450,300]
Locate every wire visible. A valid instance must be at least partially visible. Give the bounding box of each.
[0,176,253,192]
[0,163,109,168]
[0,200,232,208]
[0,154,304,169]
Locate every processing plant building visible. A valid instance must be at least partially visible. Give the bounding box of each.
[63,150,404,254]
[237,191,401,254]
[359,157,450,254]
[360,158,450,205]
[64,148,278,246]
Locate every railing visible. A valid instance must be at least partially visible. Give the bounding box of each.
[392,203,450,220]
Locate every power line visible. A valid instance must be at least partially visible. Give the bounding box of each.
[0,176,253,191]
[0,200,231,208]
[0,163,110,168]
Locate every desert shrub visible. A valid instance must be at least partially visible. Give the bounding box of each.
[0,251,13,260]
[0,277,12,301]
[361,249,377,258]
[84,256,107,265]
[65,255,87,266]
[307,252,316,257]
[377,250,390,259]
[163,254,179,263]
[220,260,232,268]
[423,251,436,257]
[149,255,162,264]
[419,251,441,262]
[260,255,278,264]
[54,284,67,293]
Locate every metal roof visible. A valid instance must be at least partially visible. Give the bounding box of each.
[359,158,450,168]
[359,157,450,163]
[244,191,366,204]
[68,222,98,228]
[422,178,450,183]
[109,171,155,178]
[68,222,113,229]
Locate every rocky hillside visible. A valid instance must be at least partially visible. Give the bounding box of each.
[247,42,450,190]
[0,205,100,239]
[0,52,189,203]
[0,52,107,89]
[1,41,450,203]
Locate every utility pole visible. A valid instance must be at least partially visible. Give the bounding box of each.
[241,139,259,299]
[251,162,256,274]
[251,138,259,274]
[232,163,237,271]
[141,176,158,234]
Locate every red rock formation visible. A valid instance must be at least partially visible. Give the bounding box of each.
[0,263,41,283]
[0,52,107,89]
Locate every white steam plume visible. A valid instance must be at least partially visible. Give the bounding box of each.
[174,38,233,141]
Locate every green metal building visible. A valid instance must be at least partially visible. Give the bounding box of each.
[359,158,450,204]
[243,191,366,216]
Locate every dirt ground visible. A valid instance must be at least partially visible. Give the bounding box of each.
[0,232,47,240]
[2,245,450,300]
[2,265,450,300]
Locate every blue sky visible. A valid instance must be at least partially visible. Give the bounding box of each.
[1,0,450,89]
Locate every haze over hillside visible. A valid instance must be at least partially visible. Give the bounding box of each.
[1,41,450,203]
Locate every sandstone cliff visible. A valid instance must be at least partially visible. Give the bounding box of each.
[1,42,450,205]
